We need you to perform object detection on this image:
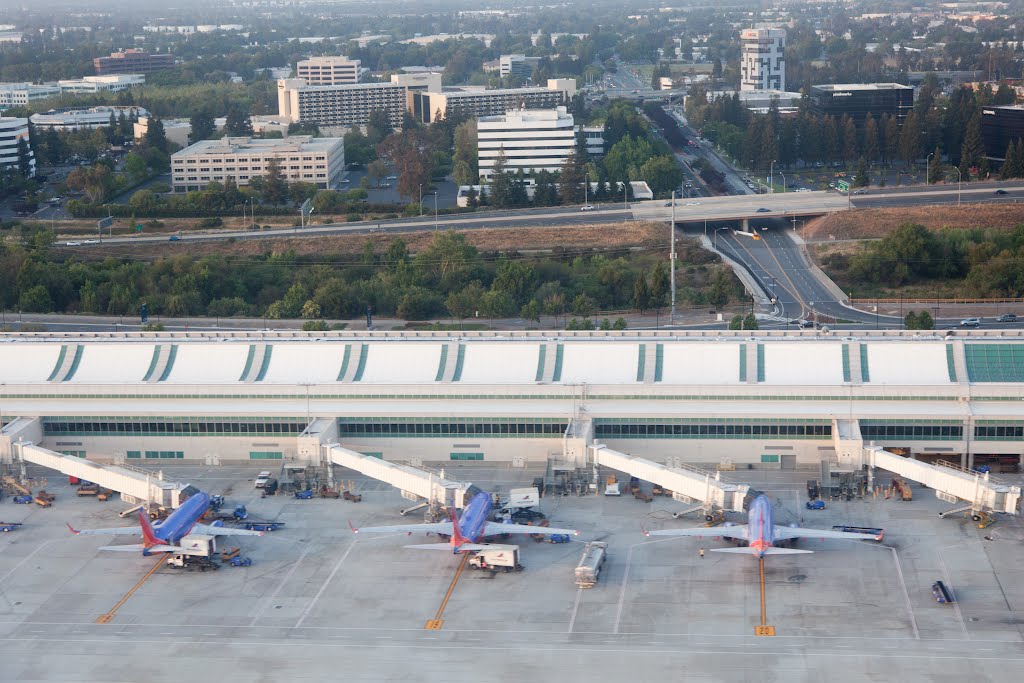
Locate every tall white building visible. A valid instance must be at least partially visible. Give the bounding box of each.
[0,117,33,176]
[740,28,785,92]
[170,135,345,193]
[58,74,145,93]
[296,56,361,85]
[477,106,578,179]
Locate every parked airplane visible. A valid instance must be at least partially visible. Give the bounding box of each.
[67,491,263,555]
[350,490,579,552]
[644,494,882,557]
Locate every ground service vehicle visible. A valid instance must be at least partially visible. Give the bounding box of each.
[575,542,608,588]
[254,472,272,488]
[932,580,954,603]
[831,525,884,541]
[467,545,523,573]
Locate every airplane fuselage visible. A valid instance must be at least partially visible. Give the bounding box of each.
[456,491,493,545]
[152,491,210,545]
[747,494,775,558]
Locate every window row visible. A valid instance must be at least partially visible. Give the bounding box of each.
[44,421,307,435]
[337,421,566,436]
[594,423,832,437]
[860,425,963,439]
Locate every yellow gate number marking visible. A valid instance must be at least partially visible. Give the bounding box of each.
[755,625,775,636]
[425,620,444,630]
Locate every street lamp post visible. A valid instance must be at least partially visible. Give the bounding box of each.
[952,166,962,206]
[769,159,776,194]
[419,184,423,216]
[584,173,588,208]
[433,191,438,231]
[623,183,628,210]
[778,170,786,193]
[926,152,934,185]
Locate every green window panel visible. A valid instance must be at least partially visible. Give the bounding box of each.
[535,344,546,382]
[636,344,646,382]
[352,344,369,382]
[336,417,567,438]
[739,343,747,382]
[58,450,86,457]
[450,452,483,461]
[42,416,308,437]
[144,451,184,459]
[157,345,177,382]
[860,420,962,440]
[47,345,68,382]
[552,343,564,382]
[63,346,84,382]
[974,424,1024,440]
[254,346,273,382]
[842,344,851,382]
[126,450,141,459]
[249,451,283,460]
[965,344,1024,382]
[359,452,384,458]
[654,343,664,382]
[142,346,162,382]
[452,344,466,382]
[239,344,257,381]
[594,420,832,439]
[860,345,870,383]
[761,454,780,463]
[435,345,449,382]
[946,344,957,382]
[337,344,352,381]
[756,344,765,382]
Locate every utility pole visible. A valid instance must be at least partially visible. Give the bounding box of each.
[670,190,677,322]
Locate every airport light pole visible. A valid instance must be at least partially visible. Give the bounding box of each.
[769,159,776,194]
[778,170,786,193]
[952,166,962,206]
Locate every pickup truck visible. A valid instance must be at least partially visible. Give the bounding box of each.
[253,471,272,488]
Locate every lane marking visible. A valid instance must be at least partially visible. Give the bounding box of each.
[294,540,358,628]
[96,555,165,625]
[250,541,314,627]
[425,552,469,630]
[567,587,584,634]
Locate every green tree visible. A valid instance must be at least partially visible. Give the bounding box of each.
[452,118,478,185]
[225,106,252,137]
[960,112,985,178]
[855,158,870,187]
[16,138,33,178]
[124,151,148,183]
[904,311,920,329]
[144,117,168,154]
[572,293,597,318]
[559,150,586,205]
[367,159,388,187]
[302,319,330,331]
[649,260,669,307]
[632,273,651,312]
[927,146,943,184]
[863,113,880,163]
[520,298,541,323]
[637,155,683,195]
[189,109,216,142]
[445,281,485,320]
[261,158,289,204]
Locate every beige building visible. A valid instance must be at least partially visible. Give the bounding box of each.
[278,78,407,128]
[171,135,344,193]
[296,56,361,85]
[408,79,576,124]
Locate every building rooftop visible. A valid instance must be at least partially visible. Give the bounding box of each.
[812,83,914,91]
[172,135,340,157]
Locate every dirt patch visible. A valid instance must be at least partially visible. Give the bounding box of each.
[802,203,1024,242]
[71,222,668,259]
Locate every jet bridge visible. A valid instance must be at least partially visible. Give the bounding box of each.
[851,446,1020,516]
[324,443,473,509]
[589,444,749,513]
[12,442,189,508]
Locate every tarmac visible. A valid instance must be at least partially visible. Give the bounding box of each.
[0,463,1022,682]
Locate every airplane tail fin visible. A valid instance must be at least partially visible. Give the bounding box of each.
[449,506,468,550]
[137,509,161,549]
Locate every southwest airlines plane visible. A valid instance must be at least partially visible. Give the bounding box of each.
[351,491,578,552]
[645,494,882,556]
[68,491,263,555]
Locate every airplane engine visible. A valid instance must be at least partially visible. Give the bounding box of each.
[209,519,224,527]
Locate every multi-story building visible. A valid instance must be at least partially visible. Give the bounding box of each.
[0,116,33,176]
[30,106,148,131]
[477,106,578,179]
[499,54,541,78]
[980,105,1024,160]
[134,117,194,148]
[0,82,61,111]
[409,79,576,124]
[808,83,915,127]
[277,79,407,129]
[740,28,785,91]
[390,71,443,95]
[171,135,344,193]
[93,49,174,76]
[296,56,361,85]
[58,74,145,94]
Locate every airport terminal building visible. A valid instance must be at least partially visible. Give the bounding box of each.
[2,330,1023,475]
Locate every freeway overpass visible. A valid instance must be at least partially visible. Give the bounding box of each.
[631,191,849,225]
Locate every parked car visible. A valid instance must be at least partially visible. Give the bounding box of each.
[994,189,1009,195]
[959,317,981,327]
[996,313,1017,322]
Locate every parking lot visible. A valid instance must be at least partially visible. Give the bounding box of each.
[0,463,1022,681]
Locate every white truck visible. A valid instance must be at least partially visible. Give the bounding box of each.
[467,544,523,574]
[574,541,607,588]
[166,534,218,569]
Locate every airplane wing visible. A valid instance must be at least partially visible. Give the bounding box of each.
[644,524,750,541]
[350,521,455,536]
[97,543,184,553]
[772,525,882,542]
[191,523,264,537]
[67,522,140,537]
[481,522,579,537]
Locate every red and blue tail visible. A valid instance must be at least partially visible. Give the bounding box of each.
[137,509,162,549]
[449,506,467,552]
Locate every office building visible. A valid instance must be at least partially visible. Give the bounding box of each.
[278,79,407,129]
[93,49,174,76]
[499,54,541,78]
[296,56,361,85]
[740,28,785,91]
[980,105,1024,159]
[171,135,344,193]
[58,74,145,94]
[30,106,148,131]
[808,83,914,127]
[0,116,33,176]
[409,79,576,125]
[0,82,61,111]
[478,106,577,179]
[390,71,443,94]
[134,117,194,148]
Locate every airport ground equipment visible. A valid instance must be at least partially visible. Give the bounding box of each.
[342,490,362,502]
[319,486,341,499]
[228,556,252,567]
[77,484,100,496]
[575,542,607,588]
[546,534,572,544]
[13,495,31,504]
[932,581,954,603]
[242,521,284,532]
[220,547,241,562]
[0,522,23,532]
[294,489,314,500]
[467,545,523,574]
[806,500,826,510]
